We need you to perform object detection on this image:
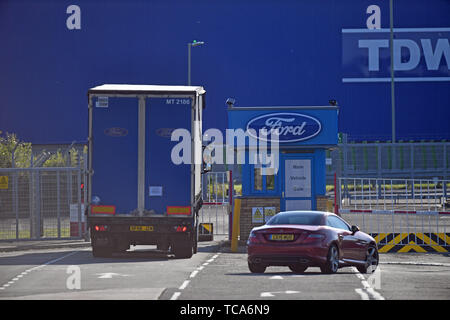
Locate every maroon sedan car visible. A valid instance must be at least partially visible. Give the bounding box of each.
[247,211,378,274]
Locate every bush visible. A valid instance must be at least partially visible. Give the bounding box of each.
[0,133,32,168]
[0,132,82,168]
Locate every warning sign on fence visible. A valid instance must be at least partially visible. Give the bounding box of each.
[0,176,8,189]
[252,207,264,223]
[264,207,276,222]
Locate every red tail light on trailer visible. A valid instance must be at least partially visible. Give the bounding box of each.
[175,226,187,232]
[94,225,108,232]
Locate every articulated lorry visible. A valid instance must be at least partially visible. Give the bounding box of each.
[86,84,206,258]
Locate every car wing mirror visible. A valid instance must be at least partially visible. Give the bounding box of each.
[351,225,359,234]
[202,162,212,174]
[202,144,212,174]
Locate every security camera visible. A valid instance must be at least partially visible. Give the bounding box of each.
[226,98,236,107]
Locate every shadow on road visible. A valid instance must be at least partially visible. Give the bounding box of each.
[0,241,222,266]
[226,269,359,277]
[0,250,172,266]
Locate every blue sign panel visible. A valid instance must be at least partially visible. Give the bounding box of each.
[229,108,338,146]
[246,113,322,143]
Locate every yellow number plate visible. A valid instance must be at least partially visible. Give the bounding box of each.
[130,226,154,232]
[270,234,294,241]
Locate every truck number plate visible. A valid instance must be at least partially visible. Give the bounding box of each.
[130,226,154,232]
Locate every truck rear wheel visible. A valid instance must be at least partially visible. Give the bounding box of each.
[92,245,112,258]
[172,240,193,259]
[91,236,113,258]
[113,240,130,253]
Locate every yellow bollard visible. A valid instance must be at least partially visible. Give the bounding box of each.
[231,198,241,252]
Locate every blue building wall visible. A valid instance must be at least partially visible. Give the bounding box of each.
[0,0,449,144]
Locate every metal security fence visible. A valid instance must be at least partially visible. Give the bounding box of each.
[0,166,86,240]
[337,177,450,250]
[326,140,450,184]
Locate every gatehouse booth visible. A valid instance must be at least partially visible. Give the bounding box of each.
[227,105,339,240]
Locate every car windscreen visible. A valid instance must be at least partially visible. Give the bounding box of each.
[266,212,323,226]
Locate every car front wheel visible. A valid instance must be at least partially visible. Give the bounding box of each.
[357,245,379,274]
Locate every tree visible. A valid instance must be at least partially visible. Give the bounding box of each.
[0,132,84,168]
[42,148,79,167]
[0,133,32,168]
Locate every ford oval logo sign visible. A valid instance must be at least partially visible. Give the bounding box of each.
[104,127,128,137]
[246,113,321,143]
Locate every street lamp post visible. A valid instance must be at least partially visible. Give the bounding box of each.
[188,40,204,86]
[389,0,396,144]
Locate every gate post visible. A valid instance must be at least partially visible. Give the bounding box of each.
[231,198,241,252]
[228,170,233,241]
[334,172,339,215]
[36,169,42,239]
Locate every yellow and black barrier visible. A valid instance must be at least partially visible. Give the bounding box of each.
[371,233,450,253]
[198,223,214,241]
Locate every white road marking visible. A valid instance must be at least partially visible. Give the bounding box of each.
[361,280,372,290]
[354,272,365,280]
[96,272,131,279]
[179,280,190,290]
[189,270,199,278]
[260,292,274,297]
[0,250,79,291]
[43,251,79,266]
[380,261,450,267]
[172,252,221,299]
[366,287,385,300]
[269,275,284,279]
[351,267,385,300]
[170,292,181,300]
[260,290,300,298]
[355,288,370,300]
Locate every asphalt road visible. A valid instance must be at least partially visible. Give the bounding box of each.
[0,242,219,299]
[0,241,449,301]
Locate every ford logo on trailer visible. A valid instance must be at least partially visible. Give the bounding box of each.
[104,127,128,137]
[246,113,322,143]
